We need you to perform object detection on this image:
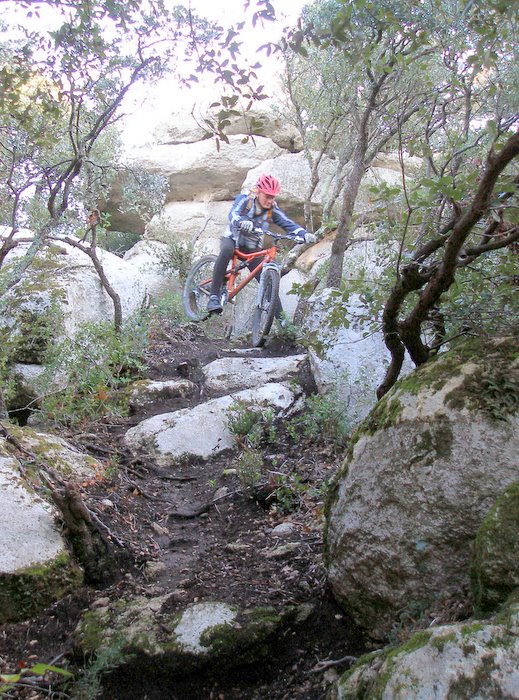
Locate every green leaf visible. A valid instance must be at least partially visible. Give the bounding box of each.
[0,674,21,683]
[28,663,73,678]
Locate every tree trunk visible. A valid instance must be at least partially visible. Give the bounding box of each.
[326,154,366,287]
[50,482,119,585]
[64,236,123,332]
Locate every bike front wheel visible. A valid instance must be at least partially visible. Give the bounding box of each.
[182,255,217,321]
[251,268,280,347]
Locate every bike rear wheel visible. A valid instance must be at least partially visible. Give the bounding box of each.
[251,268,280,347]
[182,255,217,321]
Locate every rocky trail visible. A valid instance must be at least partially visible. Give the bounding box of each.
[0,321,368,700]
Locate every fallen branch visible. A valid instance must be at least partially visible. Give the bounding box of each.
[308,654,358,673]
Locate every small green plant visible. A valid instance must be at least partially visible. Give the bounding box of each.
[103,454,120,480]
[148,291,185,329]
[270,472,328,514]
[286,391,351,450]
[226,400,277,448]
[236,447,264,494]
[69,639,130,700]
[469,370,519,421]
[387,599,431,646]
[272,472,306,513]
[273,313,300,344]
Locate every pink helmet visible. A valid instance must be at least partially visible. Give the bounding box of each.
[256,174,280,196]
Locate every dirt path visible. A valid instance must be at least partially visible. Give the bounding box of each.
[0,323,368,699]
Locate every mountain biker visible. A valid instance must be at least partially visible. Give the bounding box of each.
[206,174,316,313]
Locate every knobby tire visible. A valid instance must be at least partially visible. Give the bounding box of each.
[251,268,279,347]
[182,255,217,321]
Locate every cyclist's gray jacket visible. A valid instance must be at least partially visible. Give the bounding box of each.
[225,193,306,247]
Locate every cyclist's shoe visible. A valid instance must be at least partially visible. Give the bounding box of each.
[207,295,223,314]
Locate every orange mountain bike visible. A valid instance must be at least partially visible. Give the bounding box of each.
[182,230,304,347]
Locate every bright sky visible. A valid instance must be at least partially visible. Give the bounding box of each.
[120,0,307,147]
[3,0,307,147]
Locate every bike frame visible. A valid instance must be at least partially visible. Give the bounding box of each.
[224,244,278,302]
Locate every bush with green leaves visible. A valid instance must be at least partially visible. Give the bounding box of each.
[286,391,351,450]
[147,291,186,330]
[272,313,300,344]
[36,314,149,427]
[0,661,72,697]
[235,446,265,495]
[225,400,277,448]
[156,238,194,283]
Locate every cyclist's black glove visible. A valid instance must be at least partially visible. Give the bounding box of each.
[239,219,254,233]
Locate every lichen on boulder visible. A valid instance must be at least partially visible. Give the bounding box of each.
[325,336,519,640]
[329,595,519,700]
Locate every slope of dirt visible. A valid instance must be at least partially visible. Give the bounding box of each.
[0,322,369,699]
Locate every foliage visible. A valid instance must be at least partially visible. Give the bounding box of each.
[155,238,194,283]
[226,399,277,449]
[0,661,72,696]
[466,369,519,422]
[0,0,278,355]
[236,446,265,494]
[69,638,130,700]
[271,472,306,514]
[226,400,280,495]
[79,213,141,255]
[278,0,519,393]
[36,314,149,427]
[97,230,141,256]
[272,312,300,344]
[278,0,442,242]
[148,291,186,330]
[286,391,351,450]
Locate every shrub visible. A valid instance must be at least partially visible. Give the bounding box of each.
[226,400,277,449]
[286,391,351,450]
[236,447,264,495]
[36,314,149,427]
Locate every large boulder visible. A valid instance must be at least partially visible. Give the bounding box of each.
[3,423,101,479]
[142,201,231,253]
[202,355,306,393]
[471,480,519,616]
[0,231,172,360]
[153,102,303,152]
[74,594,311,675]
[302,283,411,422]
[325,336,519,640]
[0,450,87,622]
[122,239,183,298]
[330,593,519,700]
[126,135,283,203]
[243,151,329,227]
[123,382,300,465]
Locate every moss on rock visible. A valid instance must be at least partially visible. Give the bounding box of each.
[334,598,519,699]
[0,551,83,622]
[74,597,309,681]
[471,480,519,616]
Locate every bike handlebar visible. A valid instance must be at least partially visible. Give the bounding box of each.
[253,228,305,245]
